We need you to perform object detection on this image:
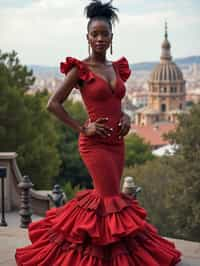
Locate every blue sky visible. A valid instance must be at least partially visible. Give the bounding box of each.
[0,0,199,66]
[0,0,32,8]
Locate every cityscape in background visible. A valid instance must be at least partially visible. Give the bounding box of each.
[28,57,200,108]
[28,56,200,107]
[26,27,200,152]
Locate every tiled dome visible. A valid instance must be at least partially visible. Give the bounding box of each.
[150,23,184,82]
[150,62,183,82]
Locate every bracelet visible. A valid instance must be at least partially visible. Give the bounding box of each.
[80,125,87,135]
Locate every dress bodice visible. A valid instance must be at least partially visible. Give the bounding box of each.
[60,56,131,144]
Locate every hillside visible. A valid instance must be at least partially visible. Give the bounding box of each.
[28,55,200,78]
[132,56,200,71]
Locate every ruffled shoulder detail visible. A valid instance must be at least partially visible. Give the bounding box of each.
[114,57,132,82]
[60,57,94,82]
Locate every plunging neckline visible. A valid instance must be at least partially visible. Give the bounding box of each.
[82,61,118,94]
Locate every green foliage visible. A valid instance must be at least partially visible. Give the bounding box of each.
[166,104,200,162]
[0,50,60,189]
[17,92,61,189]
[62,181,82,200]
[123,104,200,241]
[164,104,200,241]
[0,49,35,92]
[165,156,200,241]
[123,157,175,235]
[54,100,92,188]
[125,133,154,167]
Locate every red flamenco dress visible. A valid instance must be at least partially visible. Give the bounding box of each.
[15,57,181,266]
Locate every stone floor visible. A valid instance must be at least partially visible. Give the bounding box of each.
[0,211,200,266]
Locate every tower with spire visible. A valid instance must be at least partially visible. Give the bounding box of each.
[160,21,172,61]
[135,22,186,126]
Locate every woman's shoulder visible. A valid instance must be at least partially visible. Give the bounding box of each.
[60,56,83,73]
[60,56,93,82]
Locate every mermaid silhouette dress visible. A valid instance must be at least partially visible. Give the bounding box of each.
[15,57,181,265]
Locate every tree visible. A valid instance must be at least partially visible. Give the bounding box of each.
[62,181,83,200]
[0,50,35,92]
[122,104,200,241]
[0,50,60,189]
[164,156,200,241]
[164,104,200,241]
[54,99,92,188]
[123,157,175,236]
[166,104,200,162]
[125,133,154,167]
[18,91,61,189]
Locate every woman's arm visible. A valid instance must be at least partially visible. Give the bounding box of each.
[118,110,131,138]
[47,67,112,137]
[47,67,83,133]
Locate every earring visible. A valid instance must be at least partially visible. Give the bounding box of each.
[88,43,91,56]
[110,42,113,55]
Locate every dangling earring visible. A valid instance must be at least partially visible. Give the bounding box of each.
[88,43,91,56]
[110,42,113,55]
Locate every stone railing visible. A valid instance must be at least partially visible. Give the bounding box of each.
[0,152,142,228]
[0,152,51,216]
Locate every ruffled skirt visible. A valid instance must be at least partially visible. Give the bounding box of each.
[15,189,181,266]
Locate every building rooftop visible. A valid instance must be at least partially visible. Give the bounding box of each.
[131,122,176,147]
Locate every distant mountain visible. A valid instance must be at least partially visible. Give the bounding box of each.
[28,65,60,77]
[132,56,200,71]
[28,55,200,77]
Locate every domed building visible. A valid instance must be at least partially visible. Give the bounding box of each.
[135,23,186,126]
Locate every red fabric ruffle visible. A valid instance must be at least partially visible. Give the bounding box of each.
[15,189,181,266]
[60,57,94,82]
[114,57,132,82]
[60,56,131,83]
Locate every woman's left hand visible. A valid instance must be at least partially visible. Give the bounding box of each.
[118,112,131,138]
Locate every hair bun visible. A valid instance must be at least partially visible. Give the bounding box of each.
[84,0,118,25]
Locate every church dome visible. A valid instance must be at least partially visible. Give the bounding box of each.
[149,22,184,83]
[150,62,183,82]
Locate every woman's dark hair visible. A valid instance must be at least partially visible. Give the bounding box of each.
[84,0,119,31]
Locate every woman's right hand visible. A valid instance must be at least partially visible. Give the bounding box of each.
[81,117,113,137]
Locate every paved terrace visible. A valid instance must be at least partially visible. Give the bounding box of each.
[0,212,200,266]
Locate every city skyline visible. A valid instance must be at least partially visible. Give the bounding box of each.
[0,0,200,66]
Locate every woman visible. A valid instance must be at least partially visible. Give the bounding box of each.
[15,1,181,265]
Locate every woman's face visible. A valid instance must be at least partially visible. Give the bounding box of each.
[87,19,113,55]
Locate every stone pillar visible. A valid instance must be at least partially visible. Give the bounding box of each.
[47,184,66,208]
[0,153,17,212]
[122,176,142,199]
[18,175,34,228]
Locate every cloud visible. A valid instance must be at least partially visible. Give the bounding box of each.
[0,1,88,64]
[0,0,199,65]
